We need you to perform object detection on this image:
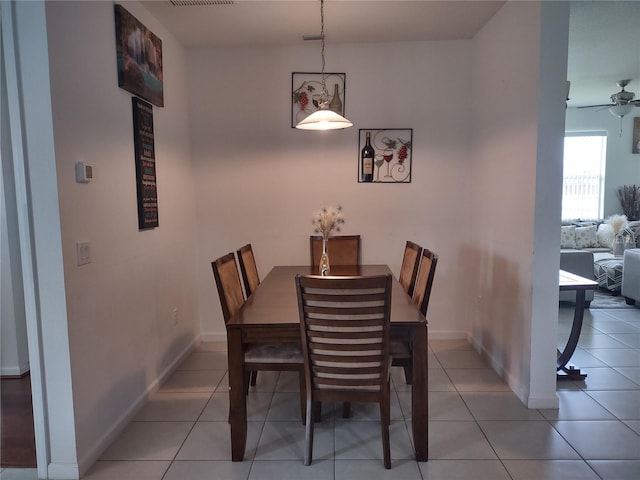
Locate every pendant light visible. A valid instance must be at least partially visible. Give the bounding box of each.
[609,103,633,119]
[609,103,633,137]
[296,0,353,130]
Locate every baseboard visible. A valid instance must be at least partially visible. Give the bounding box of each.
[47,462,80,480]
[76,336,199,477]
[203,330,464,343]
[527,394,559,409]
[468,334,531,407]
[200,332,227,343]
[1,361,30,376]
[468,335,561,409]
[428,330,467,340]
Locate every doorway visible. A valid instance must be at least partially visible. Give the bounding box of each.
[1,374,36,468]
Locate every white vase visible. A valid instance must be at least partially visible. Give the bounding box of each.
[612,234,625,257]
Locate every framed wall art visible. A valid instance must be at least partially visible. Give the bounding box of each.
[132,97,159,229]
[633,117,640,154]
[115,4,164,107]
[358,129,413,183]
[292,72,345,127]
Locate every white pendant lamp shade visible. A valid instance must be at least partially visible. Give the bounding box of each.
[296,108,353,130]
[295,0,352,131]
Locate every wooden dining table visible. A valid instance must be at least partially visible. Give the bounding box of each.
[225,264,429,461]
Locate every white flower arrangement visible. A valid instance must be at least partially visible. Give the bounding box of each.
[605,214,628,236]
[312,205,345,239]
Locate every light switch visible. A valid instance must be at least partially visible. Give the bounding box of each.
[75,162,93,183]
[76,242,91,266]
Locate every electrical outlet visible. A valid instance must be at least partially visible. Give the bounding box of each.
[76,242,91,266]
[171,308,179,326]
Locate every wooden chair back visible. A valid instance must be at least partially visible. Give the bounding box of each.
[236,244,260,297]
[211,253,245,322]
[214,252,306,419]
[399,241,422,298]
[413,248,438,317]
[295,273,392,468]
[310,235,361,267]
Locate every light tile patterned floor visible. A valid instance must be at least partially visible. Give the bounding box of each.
[3,304,638,480]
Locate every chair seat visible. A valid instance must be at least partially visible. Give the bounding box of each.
[245,342,303,363]
[390,339,411,359]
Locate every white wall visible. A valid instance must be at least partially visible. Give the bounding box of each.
[565,108,640,217]
[188,40,474,341]
[45,1,198,473]
[468,1,567,407]
[187,1,567,409]
[6,1,78,476]
[530,1,570,408]
[10,0,569,475]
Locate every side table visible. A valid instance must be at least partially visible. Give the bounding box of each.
[558,270,598,380]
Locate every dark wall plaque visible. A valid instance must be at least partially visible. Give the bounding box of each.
[132,97,158,229]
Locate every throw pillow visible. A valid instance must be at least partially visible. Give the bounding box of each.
[628,221,640,247]
[575,225,598,248]
[597,223,614,248]
[560,225,576,248]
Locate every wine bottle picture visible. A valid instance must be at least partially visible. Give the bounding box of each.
[361,131,375,182]
[329,83,343,115]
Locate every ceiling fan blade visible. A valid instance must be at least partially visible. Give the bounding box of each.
[577,104,614,109]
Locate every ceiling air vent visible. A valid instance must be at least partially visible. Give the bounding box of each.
[169,0,234,6]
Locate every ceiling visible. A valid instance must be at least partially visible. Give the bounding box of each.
[141,0,640,108]
[567,1,640,108]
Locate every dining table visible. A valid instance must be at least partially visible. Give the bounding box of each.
[225,264,429,461]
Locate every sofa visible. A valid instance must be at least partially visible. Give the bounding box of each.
[560,219,640,305]
[559,249,596,304]
[622,249,640,305]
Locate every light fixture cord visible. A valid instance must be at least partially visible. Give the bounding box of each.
[320,0,328,103]
[619,117,623,137]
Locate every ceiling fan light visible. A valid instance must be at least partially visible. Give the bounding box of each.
[295,108,353,130]
[609,104,633,118]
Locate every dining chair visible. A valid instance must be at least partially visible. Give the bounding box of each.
[391,247,438,384]
[413,248,438,317]
[399,241,422,298]
[235,244,262,385]
[295,273,393,469]
[236,243,260,298]
[310,235,361,268]
[212,253,306,421]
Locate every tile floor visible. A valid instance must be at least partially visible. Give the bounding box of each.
[2,304,638,480]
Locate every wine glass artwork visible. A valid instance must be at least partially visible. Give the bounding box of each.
[357,129,413,183]
[374,155,385,182]
[382,149,393,178]
[292,72,346,128]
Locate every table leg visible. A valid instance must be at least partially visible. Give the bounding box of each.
[411,324,428,461]
[557,288,587,380]
[227,329,247,461]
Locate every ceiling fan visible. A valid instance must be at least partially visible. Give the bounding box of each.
[578,79,640,118]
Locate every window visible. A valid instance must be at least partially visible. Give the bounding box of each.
[561,133,607,220]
